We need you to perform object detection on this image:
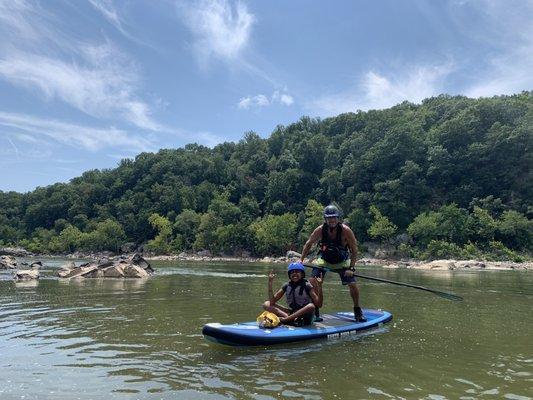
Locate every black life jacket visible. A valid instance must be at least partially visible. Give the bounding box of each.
[283,279,312,311]
[319,223,349,264]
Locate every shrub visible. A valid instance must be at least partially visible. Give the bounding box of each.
[487,241,524,262]
[421,240,463,260]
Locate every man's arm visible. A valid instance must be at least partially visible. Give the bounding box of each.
[300,226,322,262]
[344,226,358,268]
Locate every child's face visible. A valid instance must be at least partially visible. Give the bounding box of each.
[289,270,303,282]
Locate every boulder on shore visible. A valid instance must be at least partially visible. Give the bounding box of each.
[0,247,31,257]
[120,242,137,254]
[196,249,212,257]
[418,260,457,270]
[57,253,153,279]
[286,251,302,259]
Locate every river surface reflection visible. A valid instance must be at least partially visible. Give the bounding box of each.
[0,261,531,399]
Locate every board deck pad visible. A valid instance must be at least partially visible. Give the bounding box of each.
[202,308,392,346]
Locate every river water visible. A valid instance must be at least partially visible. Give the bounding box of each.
[0,260,531,400]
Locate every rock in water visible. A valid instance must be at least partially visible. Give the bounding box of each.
[0,255,17,269]
[102,264,125,278]
[123,265,149,278]
[83,268,105,278]
[57,262,98,278]
[56,253,153,279]
[57,261,76,278]
[130,253,153,273]
[14,263,40,281]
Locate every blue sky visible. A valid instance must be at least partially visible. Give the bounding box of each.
[0,0,531,193]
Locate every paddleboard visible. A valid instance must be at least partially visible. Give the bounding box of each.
[202,308,392,346]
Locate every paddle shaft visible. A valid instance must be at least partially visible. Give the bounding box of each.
[303,264,463,301]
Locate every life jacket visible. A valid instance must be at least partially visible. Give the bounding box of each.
[282,280,312,311]
[319,223,349,264]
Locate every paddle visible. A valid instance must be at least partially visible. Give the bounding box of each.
[302,263,463,301]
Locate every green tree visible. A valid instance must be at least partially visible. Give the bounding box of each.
[407,211,440,247]
[146,213,173,254]
[466,206,497,245]
[173,209,201,251]
[298,199,324,245]
[57,225,84,253]
[367,205,397,242]
[81,219,126,253]
[193,212,222,252]
[496,210,532,250]
[250,213,297,256]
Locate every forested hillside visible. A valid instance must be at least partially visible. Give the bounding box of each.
[1,93,531,260]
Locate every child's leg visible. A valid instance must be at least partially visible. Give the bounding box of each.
[262,301,291,318]
[280,303,315,323]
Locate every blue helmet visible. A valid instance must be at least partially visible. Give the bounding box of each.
[287,262,305,277]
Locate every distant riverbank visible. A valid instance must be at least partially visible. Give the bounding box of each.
[1,246,530,271]
[144,253,531,271]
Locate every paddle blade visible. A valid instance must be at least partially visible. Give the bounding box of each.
[434,291,463,301]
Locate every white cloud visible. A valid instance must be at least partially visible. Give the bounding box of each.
[0,1,78,55]
[0,0,46,44]
[0,44,161,131]
[238,94,268,109]
[238,90,294,110]
[13,132,39,144]
[459,1,533,97]
[272,90,294,106]
[311,1,533,117]
[311,64,453,116]
[0,111,156,153]
[0,1,162,131]
[87,0,123,30]
[87,0,157,49]
[6,135,21,159]
[179,0,254,66]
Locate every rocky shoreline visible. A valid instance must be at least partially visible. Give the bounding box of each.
[1,247,530,273]
[145,253,531,271]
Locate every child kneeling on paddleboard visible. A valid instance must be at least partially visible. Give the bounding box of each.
[262,262,323,326]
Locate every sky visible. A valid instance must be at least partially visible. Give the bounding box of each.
[0,0,532,193]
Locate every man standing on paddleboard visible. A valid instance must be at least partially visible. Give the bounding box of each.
[299,204,366,322]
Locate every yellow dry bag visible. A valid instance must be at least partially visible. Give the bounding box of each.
[256,311,280,328]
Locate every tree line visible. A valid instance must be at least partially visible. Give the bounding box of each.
[0,92,531,261]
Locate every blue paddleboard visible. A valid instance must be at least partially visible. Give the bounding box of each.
[202,308,392,346]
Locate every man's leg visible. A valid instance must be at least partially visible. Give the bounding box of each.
[348,282,366,322]
[347,282,360,306]
[310,263,327,321]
